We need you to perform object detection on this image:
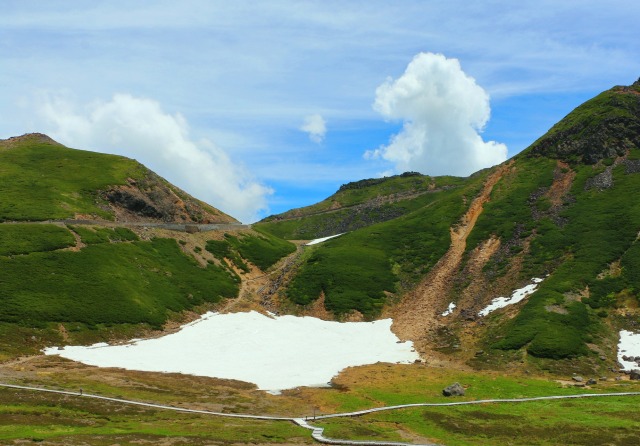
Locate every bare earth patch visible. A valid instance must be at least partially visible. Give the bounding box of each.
[390,162,513,360]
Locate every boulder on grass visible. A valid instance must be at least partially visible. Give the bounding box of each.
[442,382,465,397]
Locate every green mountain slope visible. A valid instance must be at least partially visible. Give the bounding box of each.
[282,174,486,317]
[0,135,295,358]
[264,80,640,371]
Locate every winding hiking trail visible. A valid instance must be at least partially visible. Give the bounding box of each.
[392,162,513,355]
[2,382,639,446]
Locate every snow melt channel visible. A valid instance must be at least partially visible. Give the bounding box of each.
[478,278,544,317]
[305,233,345,245]
[44,311,418,393]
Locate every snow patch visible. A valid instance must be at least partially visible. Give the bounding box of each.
[618,330,640,371]
[305,233,345,245]
[441,302,456,317]
[44,311,418,393]
[478,278,544,317]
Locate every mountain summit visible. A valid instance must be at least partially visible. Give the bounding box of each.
[526,79,640,164]
[0,133,237,224]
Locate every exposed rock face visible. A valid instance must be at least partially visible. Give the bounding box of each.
[623,159,640,174]
[103,173,237,224]
[105,188,164,219]
[337,171,422,192]
[584,167,614,191]
[442,382,465,397]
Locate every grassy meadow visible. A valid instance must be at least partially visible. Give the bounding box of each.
[0,224,76,256]
[1,360,639,445]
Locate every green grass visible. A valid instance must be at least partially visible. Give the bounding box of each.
[205,238,250,272]
[225,230,296,270]
[534,86,640,143]
[317,395,640,446]
[0,224,75,256]
[68,225,139,244]
[0,238,239,329]
[0,137,147,221]
[1,361,639,445]
[524,84,640,164]
[467,157,556,252]
[302,364,640,446]
[0,388,308,445]
[206,230,296,272]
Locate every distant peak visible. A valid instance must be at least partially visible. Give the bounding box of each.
[525,81,640,164]
[0,133,63,147]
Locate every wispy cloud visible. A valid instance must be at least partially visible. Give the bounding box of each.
[300,114,327,143]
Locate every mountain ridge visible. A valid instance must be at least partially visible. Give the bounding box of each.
[0,133,238,224]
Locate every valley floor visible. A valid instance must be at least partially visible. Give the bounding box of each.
[1,355,640,445]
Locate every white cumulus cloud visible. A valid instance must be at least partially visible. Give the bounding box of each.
[38,93,271,223]
[300,114,327,143]
[366,52,507,176]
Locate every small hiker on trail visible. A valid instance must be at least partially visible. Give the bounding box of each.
[79,388,83,395]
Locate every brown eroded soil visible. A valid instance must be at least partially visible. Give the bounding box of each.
[547,161,576,207]
[390,162,513,359]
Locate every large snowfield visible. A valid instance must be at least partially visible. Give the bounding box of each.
[44,311,419,393]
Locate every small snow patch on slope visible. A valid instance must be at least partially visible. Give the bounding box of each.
[442,302,456,317]
[478,278,544,317]
[306,233,345,246]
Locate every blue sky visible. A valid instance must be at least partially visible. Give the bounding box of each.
[1,1,639,222]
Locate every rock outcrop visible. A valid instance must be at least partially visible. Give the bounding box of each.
[442,382,465,397]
